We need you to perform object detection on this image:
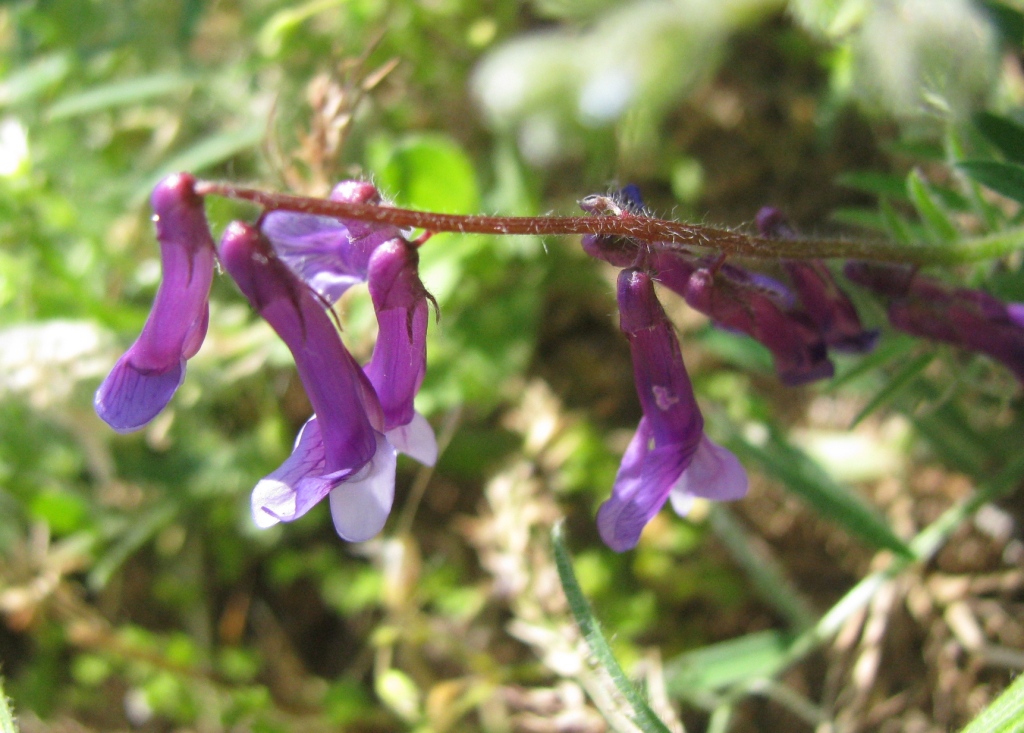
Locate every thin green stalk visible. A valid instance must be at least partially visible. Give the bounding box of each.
[709,506,816,632]
[552,524,674,733]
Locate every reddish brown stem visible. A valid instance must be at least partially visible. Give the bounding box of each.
[194,179,924,263]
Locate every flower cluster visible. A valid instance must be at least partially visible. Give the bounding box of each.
[96,175,436,542]
[578,194,879,550]
[96,177,1024,552]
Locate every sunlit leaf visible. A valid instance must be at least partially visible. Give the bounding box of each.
[47,73,193,120]
[958,159,1024,205]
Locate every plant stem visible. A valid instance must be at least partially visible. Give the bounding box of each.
[195,180,1024,265]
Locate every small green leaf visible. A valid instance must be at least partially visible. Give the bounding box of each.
[880,198,920,245]
[375,669,422,724]
[907,170,960,244]
[373,134,480,214]
[960,671,1024,733]
[849,351,934,428]
[47,73,193,120]
[665,630,791,697]
[836,171,910,201]
[830,207,889,233]
[135,120,264,204]
[88,502,177,591]
[0,678,16,733]
[975,111,1024,165]
[728,432,913,558]
[957,160,1024,205]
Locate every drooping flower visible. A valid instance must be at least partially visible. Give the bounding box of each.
[364,238,438,466]
[262,181,439,463]
[95,173,215,432]
[597,268,747,552]
[756,207,878,354]
[218,221,396,542]
[845,262,1024,383]
[683,261,835,386]
[260,180,403,303]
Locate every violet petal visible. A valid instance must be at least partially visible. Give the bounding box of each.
[95,172,215,432]
[329,433,398,542]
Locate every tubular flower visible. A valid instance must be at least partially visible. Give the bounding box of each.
[260,180,403,303]
[597,268,747,552]
[364,238,438,467]
[95,173,215,432]
[845,262,1024,384]
[219,221,396,543]
[756,207,878,354]
[683,262,834,386]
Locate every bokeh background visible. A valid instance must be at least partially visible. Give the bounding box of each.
[1,1,1024,731]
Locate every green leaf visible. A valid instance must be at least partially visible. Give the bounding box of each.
[975,111,1024,165]
[960,672,1024,733]
[957,159,1024,205]
[88,502,177,591]
[849,351,934,428]
[728,432,913,558]
[876,197,925,243]
[372,133,480,214]
[880,198,920,245]
[0,674,17,733]
[830,207,889,233]
[665,630,791,697]
[829,335,918,390]
[47,73,193,120]
[135,120,264,204]
[552,524,674,733]
[836,171,910,201]
[907,170,960,244]
[0,53,70,106]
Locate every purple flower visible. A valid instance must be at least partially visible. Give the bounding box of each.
[597,268,747,552]
[845,263,1024,383]
[683,262,834,386]
[260,181,402,303]
[783,260,879,353]
[95,173,215,432]
[218,221,396,542]
[756,207,877,354]
[364,238,438,466]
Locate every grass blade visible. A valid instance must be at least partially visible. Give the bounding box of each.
[728,431,913,558]
[552,524,673,733]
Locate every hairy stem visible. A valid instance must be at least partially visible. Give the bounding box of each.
[195,180,1024,265]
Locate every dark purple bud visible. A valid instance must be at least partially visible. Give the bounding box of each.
[95,173,215,432]
[219,222,396,542]
[684,264,834,386]
[578,191,642,267]
[597,268,746,552]
[846,262,1024,382]
[754,206,798,240]
[755,208,877,353]
[784,261,879,353]
[364,239,438,466]
[842,262,916,298]
[649,249,698,297]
